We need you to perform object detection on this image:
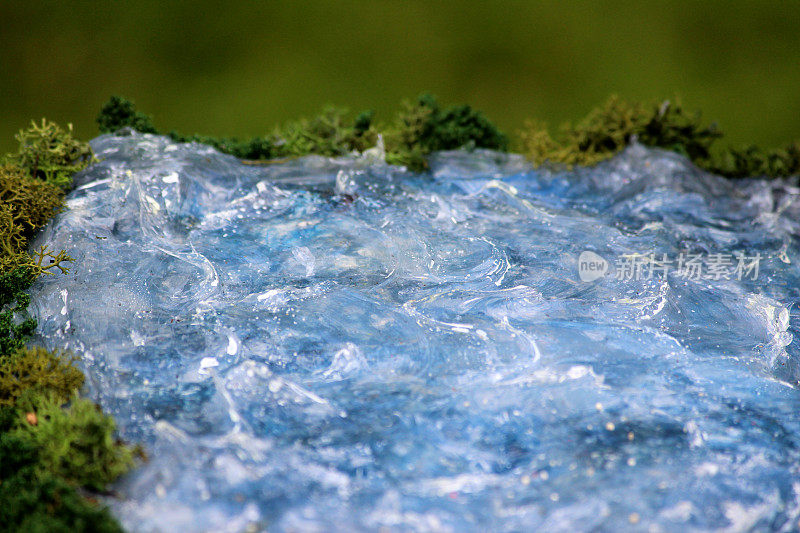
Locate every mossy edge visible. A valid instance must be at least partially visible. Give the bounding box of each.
[0,121,139,532]
[96,94,798,179]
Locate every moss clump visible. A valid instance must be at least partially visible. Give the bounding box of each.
[0,406,123,533]
[0,467,124,533]
[3,119,96,191]
[0,266,37,359]
[274,106,379,157]
[706,141,800,178]
[521,96,799,179]
[0,347,84,407]
[0,122,85,274]
[403,93,508,152]
[97,94,508,172]
[382,94,508,170]
[521,97,720,168]
[99,95,379,161]
[168,131,278,160]
[96,95,157,135]
[1,164,65,238]
[169,106,378,160]
[10,393,137,492]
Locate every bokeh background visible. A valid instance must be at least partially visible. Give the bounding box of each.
[2,1,798,154]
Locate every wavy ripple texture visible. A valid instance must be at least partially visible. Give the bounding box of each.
[29,133,800,532]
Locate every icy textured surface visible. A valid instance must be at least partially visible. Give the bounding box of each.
[29,133,800,532]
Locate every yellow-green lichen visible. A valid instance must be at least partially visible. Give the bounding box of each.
[0,163,65,237]
[4,119,96,191]
[521,96,800,179]
[0,205,30,273]
[521,96,719,168]
[0,123,83,274]
[0,347,84,407]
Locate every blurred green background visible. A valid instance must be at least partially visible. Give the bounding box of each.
[2,1,798,154]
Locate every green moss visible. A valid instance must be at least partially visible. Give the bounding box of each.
[521,97,720,167]
[0,409,37,479]
[0,468,124,533]
[96,96,157,135]
[383,95,435,170]
[11,393,137,492]
[0,266,37,359]
[521,96,799,179]
[0,266,34,312]
[170,106,378,161]
[410,93,509,152]
[273,105,378,158]
[706,141,800,178]
[3,119,96,191]
[168,131,276,159]
[384,92,506,169]
[0,407,122,533]
[636,100,721,162]
[0,347,84,407]
[96,94,508,171]
[97,94,800,178]
[353,109,374,137]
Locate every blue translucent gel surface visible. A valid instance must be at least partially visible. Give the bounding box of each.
[29,134,800,531]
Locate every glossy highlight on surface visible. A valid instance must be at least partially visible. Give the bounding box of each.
[30,133,800,531]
